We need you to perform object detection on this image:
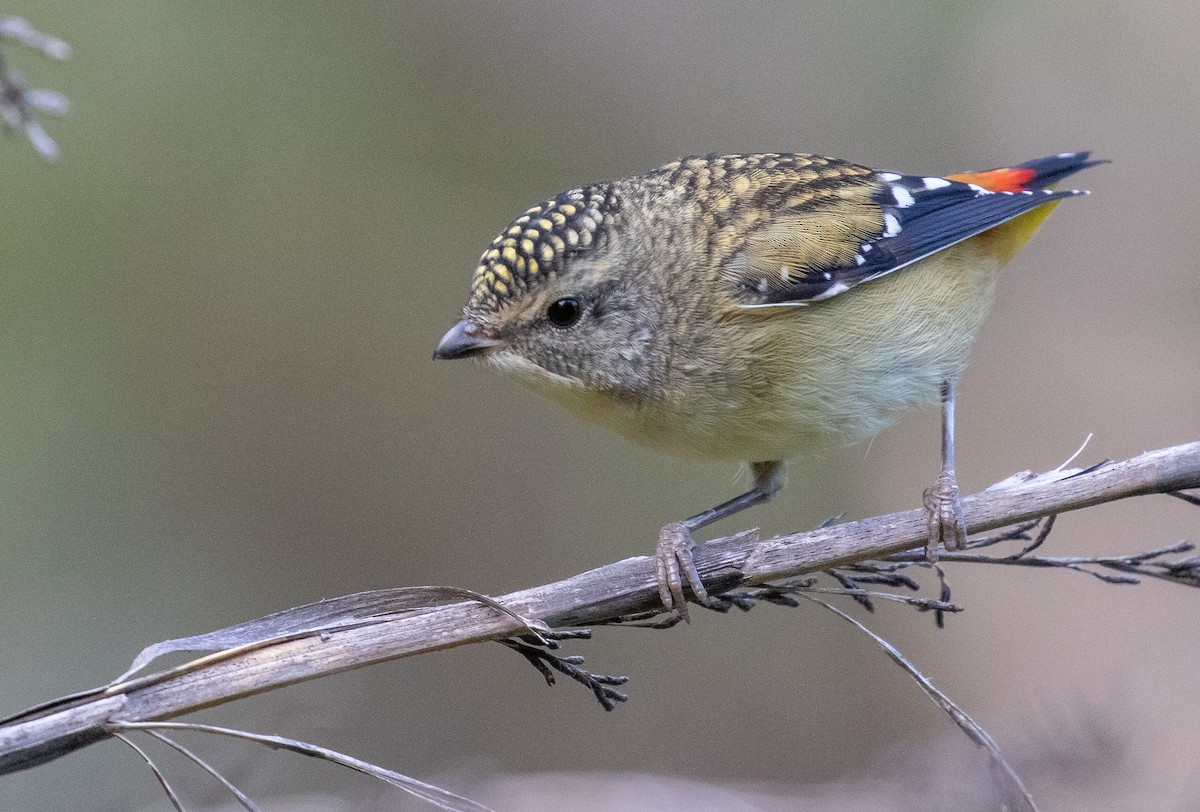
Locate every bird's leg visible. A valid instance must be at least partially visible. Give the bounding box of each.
[923,379,968,559]
[656,460,786,616]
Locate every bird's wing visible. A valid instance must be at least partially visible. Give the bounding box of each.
[728,152,1095,308]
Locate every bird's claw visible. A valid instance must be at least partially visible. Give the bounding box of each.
[655,521,708,620]
[923,470,967,560]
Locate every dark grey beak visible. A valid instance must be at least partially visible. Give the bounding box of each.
[433,320,504,360]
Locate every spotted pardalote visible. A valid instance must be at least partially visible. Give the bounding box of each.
[435,151,1101,615]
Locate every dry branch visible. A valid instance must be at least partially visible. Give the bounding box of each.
[1,441,1198,780]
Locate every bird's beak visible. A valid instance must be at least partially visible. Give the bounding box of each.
[433,320,505,360]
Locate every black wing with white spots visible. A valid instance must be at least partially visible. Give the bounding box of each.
[739,163,1090,308]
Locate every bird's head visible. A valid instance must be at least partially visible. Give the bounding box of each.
[434,184,669,403]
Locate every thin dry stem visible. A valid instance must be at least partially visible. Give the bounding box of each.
[141,730,262,812]
[798,593,1037,811]
[111,732,186,812]
[110,721,495,812]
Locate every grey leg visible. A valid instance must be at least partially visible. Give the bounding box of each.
[923,379,968,559]
[656,460,786,616]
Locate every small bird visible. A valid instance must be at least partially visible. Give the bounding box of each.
[434,151,1100,614]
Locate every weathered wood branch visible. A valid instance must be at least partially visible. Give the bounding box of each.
[2,441,1197,778]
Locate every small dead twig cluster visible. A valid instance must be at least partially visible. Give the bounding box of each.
[0,17,69,160]
[501,629,629,711]
[882,514,1200,589]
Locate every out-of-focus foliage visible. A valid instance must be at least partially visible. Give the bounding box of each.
[0,16,69,160]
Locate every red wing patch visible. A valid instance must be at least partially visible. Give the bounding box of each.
[946,166,1037,193]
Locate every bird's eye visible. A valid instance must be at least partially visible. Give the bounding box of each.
[546,297,582,328]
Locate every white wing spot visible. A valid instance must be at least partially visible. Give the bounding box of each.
[814,282,850,300]
[779,265,791,282]
[1021,190,1034,195]
[883,212,901,237]
[922,176,951,189]
[890,184,915,208]
[822,271,833,280]
[756,278,769,293]
[854,253,866,265]
[1002,190,1015,195]
[968,183,990,196]
[861,243,873,253]
[879,172,902,182]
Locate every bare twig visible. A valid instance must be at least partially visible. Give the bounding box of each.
[109,721,495,812]
[1,441,1197,790]
[797,593,1038,811]
[111,732,186,812]
[140,730,263,812]
[887,531,1199,588]
[1169,490,1200,507]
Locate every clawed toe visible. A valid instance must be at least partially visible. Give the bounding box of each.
[923,470,967,560]
[655,521,708,619]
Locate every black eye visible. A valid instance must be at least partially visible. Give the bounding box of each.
[546,297,582,328]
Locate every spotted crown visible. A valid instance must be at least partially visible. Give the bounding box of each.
[468,185,616,311]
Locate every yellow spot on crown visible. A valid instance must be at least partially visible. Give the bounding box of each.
[537,218,553,231]
[521,239,535,254]
[502,246,517,263]
[493,265,512,283]
[493,280,508,295]
[559,203,577,216]
[528,257,539,275]
[731,175,751,195]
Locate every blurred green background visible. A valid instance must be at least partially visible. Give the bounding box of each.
[1,2,1197,810]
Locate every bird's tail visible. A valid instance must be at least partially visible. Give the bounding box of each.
[952,151,1104,264]
[947,151,1105,193]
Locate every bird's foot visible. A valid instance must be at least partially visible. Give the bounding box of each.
[923,469,967,561]
[654,521,709,621]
